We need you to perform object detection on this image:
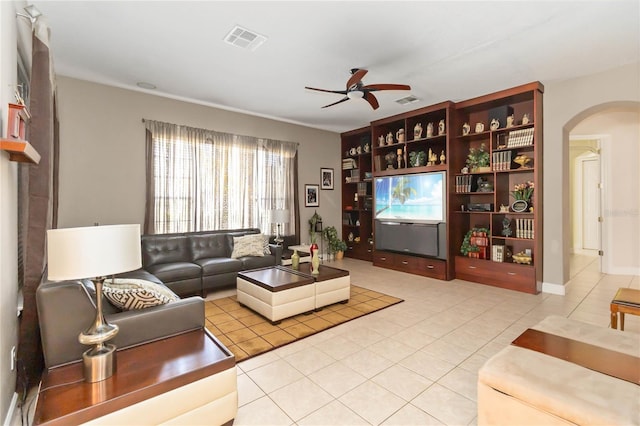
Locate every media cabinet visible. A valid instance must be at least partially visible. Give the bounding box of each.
[341,82,543,294]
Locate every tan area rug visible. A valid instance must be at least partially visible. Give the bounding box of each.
[204,285,403,362]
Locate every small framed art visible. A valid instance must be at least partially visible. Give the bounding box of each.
[305,184,319,207]
[321,167,334,190]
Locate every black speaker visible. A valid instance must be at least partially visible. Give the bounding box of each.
[488,105,514,129]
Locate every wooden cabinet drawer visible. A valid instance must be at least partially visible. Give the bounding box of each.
[395,255,446,279]
[373,251,393,265]
[346,243,372,261]
[374,251,447,280]
[455,256,537,294]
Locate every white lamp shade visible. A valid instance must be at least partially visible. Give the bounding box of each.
[271,209,290,224]
[47,224,142,280]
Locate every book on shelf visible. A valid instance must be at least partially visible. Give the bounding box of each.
[342,158,357,169]
[515,218,534,239]
[455,174,474,193]
[357,182,369,196]
[492,150,512,171]
[345,169,360,183]
[492,245,505,262]
[506,128,534,148]
[342,212,355,226]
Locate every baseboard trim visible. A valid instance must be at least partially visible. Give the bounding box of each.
[3,392,19,426]
[603,266,640,276]
[542,281,566,295]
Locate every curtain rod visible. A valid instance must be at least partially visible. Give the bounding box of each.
[141,118,299,146]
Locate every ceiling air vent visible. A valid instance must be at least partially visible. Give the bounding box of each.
[224,25,267,51]
[395,95,419,105]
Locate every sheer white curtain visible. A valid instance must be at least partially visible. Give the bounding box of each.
[144,120,297,235]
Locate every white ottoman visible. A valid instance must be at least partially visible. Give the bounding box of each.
[237,266,315,324]
[478,315,640,425]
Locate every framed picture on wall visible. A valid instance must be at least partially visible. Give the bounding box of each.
[321,167,334,190]
[305,184,319,207]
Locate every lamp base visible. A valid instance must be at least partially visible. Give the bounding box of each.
[82,343,117,382]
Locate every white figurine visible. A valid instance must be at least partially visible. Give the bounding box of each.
[506,114,515,128]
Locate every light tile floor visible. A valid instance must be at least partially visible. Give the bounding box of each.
[17,255,638,425]
[230,255,639,426]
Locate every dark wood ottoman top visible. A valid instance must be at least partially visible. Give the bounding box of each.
[282,263,349,282]
[238,266,315,292]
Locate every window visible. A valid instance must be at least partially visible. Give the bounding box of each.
[146,120,297,235]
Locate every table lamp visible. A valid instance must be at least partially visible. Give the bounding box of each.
[271,209,289,245]
[47,224,141,382]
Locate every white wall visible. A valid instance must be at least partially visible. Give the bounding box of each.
[543,62,640,287]
[572,110,640,275]
[55,77,342,237]
[0,1,20,422]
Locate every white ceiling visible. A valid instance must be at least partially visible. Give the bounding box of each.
[30,1,640,133]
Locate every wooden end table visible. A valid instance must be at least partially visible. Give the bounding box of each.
[610,288,640,331]
[34,329,235,425]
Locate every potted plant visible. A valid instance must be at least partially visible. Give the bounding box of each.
[510,181,534,212]
[333,240,347,259]
[408,150,426,167]
[466,143,490,172]
[322,226,348,259]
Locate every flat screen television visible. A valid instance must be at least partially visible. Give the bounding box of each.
[374,171,446,223]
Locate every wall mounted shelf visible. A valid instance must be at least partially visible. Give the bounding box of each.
[0,138,41,164]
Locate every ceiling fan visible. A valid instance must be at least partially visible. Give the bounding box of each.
[305,68,411,110]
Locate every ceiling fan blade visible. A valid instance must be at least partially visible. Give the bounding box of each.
[362,83,411,92]
[346,69,368,90]
[363,92,379,110]
[305,86,348,95]
[321,97,350,108]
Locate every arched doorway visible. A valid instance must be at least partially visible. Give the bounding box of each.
[564,102,640,277]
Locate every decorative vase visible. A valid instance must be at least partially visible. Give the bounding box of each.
[309,242,318,257]
[414,123,423,139]
[335,250,344,260]
[291,250,300,270]
[311,250,320,275]
[511,199,529,213]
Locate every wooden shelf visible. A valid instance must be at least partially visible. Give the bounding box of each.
[373,164,446,177]
[0,138,40,164]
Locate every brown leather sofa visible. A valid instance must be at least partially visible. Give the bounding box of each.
[141,228,282,297]
[36,269,204,368]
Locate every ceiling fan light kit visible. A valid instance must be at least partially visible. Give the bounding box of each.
[305,68,411,110]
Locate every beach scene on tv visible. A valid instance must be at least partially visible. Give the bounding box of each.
[374,172,445,222]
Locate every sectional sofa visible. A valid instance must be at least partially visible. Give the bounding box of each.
[139,228,282,297]
[37,227,281,368]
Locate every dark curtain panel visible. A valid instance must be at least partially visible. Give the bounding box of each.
[143,129,154,234]
[17,29,57,388]
[293,152,300,242]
